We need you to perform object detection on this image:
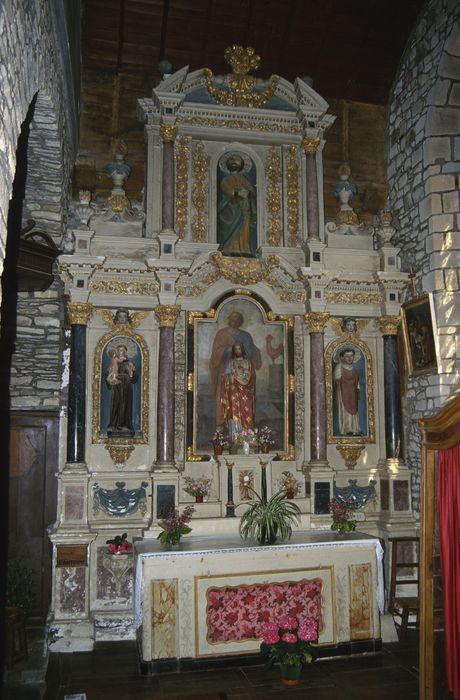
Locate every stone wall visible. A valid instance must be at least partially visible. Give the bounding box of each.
[387,0,460,509]
[0,0,79,275]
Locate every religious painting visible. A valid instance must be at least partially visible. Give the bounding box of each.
[188,295,291,457]
[92,328,149,444]
[217,151,257,257]
[325,337,375,445]
[401,294,438,377]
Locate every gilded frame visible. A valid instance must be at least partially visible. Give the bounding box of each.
[187,293,293,459]
[92,326,149,444]
[401,294,438,377]
[325,335,375,445]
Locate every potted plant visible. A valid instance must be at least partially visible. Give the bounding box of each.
[329,498,357,533]
[157,505,195,546]
[278,471,302,499]
[210,429,228,456]
[6,560,35,620]
[258,425,275,453]
[106,532,133,554]
[260,614,318,686]
[239,489,301,545]
[182,474,212,503]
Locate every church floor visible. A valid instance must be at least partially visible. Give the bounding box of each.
[4,631,419,700]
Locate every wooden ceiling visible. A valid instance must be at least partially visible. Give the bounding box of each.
[82,0,425,104]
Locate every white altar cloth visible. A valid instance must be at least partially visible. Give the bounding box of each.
[134,530,384,661]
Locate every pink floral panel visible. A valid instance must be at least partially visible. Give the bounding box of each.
[206,578,323,643]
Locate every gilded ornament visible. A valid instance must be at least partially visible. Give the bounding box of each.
[336,210,360,226]
[326,290,382,305]
[95,308,149,329]
[204,46,279,108]
[286,145,299,247]
[105,444,134,465]
[67,301,93,325]
[265,147,282,246]
[279,444,296,461]
[377,315,400,336]
[302,136,321,154]
[266,311,294,328]
[191,141,208,242]
[234,289,253,296]
[154,305,181,328]
[174,136,190,239]
[187,372,194,392]
[177,115,300,135]
[209,251,278,285]
[239,470,254,501]
[90,280,160,296]
[187,446,204,462]
[107,194,129,213]
[288,374,295,394]
[328,317,369,338]
[336,445,364,470]
[159,124,177,142]
[304,312,330,333]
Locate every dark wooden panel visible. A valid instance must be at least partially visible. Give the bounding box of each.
[8,411,59,623]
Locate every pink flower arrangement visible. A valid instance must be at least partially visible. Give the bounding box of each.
[260,614,318,667]
[157,505,195,546]
[329,498,357,533]
[183,475,212,498]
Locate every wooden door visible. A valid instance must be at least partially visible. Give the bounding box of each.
[8,411,59,623]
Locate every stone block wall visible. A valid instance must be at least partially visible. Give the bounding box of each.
[387,0,460,509]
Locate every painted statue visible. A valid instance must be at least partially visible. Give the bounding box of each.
[333,346,362,436]
[217,152,257,256]
[220,343,256,442]
[106,343,137,436]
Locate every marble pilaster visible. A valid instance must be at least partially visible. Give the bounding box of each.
[305,312,330,464]
[160,124,177,233]
[377,316,402,459]
[154,304,181,468]
[302,137,321,240]
[66,301,92,466]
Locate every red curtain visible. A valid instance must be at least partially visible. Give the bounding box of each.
[437,445,460,699]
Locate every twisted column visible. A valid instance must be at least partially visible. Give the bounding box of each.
[154,304,181,466]
[305,312,330,464]
[159,124,177,233]
[302,137,321,240]
[66,301,92,465]
[377,316,402,459]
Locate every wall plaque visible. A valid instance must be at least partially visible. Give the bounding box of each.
[56,544,88,568]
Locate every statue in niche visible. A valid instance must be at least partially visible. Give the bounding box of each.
[106,342,137,437]
[217,152,257,256]
[333,345,364,437]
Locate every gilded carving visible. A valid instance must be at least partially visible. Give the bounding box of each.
[265,147,282,246]
[234,289,253,297]
[159,124,177,142]
[154,305,181,328]
[336,445,364,470]
[239,470,254,501]
[175,136,190,239]
[302,136,321,154]
[191,141,208,242]
[95,308,149,329]
[187,310,216,325]
[266,311,294,328]
[107,194,130,213]
[177,268,220,298]
[326,290,383,305]
[286,145,299,247]
[187,446,204,462]
[288,374,295,394]
[105,443,135,465]
[209,251,279,285]
[92,325,149,445]
[177,115,300,135]
[90,280,160,296]
[328,317,369,338]
[305,312,330,333]
[377,315,400,336]
[67,301,93,325]
[279,444,296,461]
[204,46,279,108]
[187,372,194,392]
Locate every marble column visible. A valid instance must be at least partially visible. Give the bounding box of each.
[154,304,181,467]
[304,312,330,464]
[302,136,321,240]
[66,301,92,465]
[159,124,177,233]
[377,316,402,459]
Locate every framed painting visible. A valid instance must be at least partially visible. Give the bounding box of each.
[401,294,438,377]
[325,337,375,445]
[92,328,149,443]
[187,294,293,457]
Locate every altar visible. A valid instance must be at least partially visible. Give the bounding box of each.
[134,531,384,669]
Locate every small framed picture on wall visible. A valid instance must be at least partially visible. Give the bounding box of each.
[401,294,438,377]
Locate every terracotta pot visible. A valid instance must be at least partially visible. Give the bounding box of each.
[280,663,302,686]
[213,445,223,456]
[259,444,270,454]
[195,495,204,503]
[286,491,295,500]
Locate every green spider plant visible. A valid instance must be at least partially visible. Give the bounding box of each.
[239,489,301,545]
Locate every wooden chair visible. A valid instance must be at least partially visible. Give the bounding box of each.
[388,536,420,640]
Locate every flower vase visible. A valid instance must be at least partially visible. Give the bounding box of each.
[280,663,302,686]
[242,440,250,455]
[286,491,295,500]
[259,444,269,454]
[213,445,223,456]
[195,495,204,503]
